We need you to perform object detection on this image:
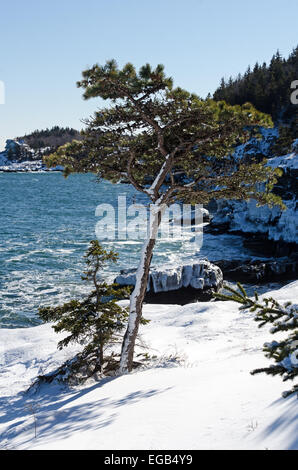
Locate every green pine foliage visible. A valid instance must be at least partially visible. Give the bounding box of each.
[45,60,281,209]
[37,241,131,383]
[213,47,298,120]
[215,284,298,397]
[17,126,82,155]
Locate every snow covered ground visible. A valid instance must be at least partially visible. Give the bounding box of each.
[0,281,297,450]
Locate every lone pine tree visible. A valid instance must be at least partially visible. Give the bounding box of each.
[215,283,298,397]
[38,240,129,381]
[46,60,282,372]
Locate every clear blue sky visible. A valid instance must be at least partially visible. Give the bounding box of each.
[0,0,297,150]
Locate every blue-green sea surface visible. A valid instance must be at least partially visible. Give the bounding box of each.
[0,172,260,328]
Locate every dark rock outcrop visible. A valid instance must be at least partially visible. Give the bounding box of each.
[242,234,298,258]
[213,256,298,283]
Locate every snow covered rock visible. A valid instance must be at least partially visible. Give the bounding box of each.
[0,151,8,166]
[3,139,35,162]
[210,198,297,245]
[232,127,278,162]
[268,151,298,171]
[115,261,223,304]
[172,207,211,225]
[208,142,298,249]
[0,139,65,171]
[0,160,46,172]
[267,139,298,171]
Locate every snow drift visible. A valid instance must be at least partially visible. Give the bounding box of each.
[0,281,297,450]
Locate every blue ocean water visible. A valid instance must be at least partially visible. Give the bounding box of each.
[0,172,256,328]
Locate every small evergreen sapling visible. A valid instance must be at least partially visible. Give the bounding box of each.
[215,283,298,397]
[38,240,130,383]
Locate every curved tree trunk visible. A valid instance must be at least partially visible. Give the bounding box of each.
[119,205,162,372]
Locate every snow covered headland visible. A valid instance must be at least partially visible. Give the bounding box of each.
[0,139,63,172]
[0,281,297,450]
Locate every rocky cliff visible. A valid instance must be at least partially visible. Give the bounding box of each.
[208,138,297,250]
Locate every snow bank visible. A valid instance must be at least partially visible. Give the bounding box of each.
[1,281,297,450]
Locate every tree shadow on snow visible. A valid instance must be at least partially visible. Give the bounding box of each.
[257,394,298,450]
[0,375,172,448]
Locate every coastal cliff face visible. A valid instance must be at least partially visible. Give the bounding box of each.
[208,138,298,248]
[210,197,297,244]
[204,135,297,284]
